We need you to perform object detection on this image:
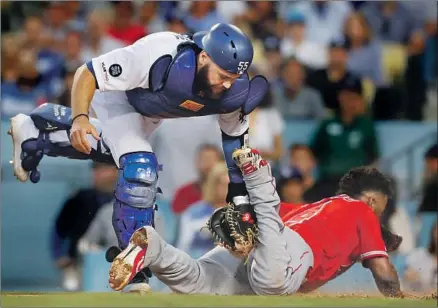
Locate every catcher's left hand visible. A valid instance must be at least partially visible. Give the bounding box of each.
[207,197,258,256]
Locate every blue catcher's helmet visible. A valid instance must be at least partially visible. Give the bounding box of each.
[193,23,254,75]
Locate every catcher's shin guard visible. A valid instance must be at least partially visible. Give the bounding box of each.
[111,152,162,249]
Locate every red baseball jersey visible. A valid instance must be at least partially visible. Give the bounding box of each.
[281,194,388,292]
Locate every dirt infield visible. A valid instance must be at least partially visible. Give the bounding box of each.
[2,292,437,307]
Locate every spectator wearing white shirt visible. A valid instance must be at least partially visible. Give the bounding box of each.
[285,0,352,46]
[280,10,328,70]
[248,89,284,165]
[403,223,437,293]
[80,9,125,63]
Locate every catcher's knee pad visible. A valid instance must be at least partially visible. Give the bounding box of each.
[112,152,162,248]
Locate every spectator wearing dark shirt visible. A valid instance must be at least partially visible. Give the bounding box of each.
[53,69,75,107]
[63,31,84,73]
[235,1,280,40]
[277,168,305,210]
[306,40,358,113]
[418,144,438,213]
[50,162,118,291]
[310,75,379,194]
[171,144,223,215]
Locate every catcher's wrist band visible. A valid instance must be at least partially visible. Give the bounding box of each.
[72,114,89,124]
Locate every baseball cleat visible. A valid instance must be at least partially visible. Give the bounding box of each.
[9,114,30,182]
[109,227,150,291]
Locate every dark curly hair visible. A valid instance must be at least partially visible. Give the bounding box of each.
[336,167,393,199]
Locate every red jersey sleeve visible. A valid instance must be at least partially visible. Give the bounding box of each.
[357,205,388,263]
[279,202,300,218]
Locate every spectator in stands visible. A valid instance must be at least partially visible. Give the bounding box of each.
[80,9,125,62]
[50,162,117,291]
[166,17,188,34]
[418,144,438,213]
[21,15,65,98]
[277,169,305,213]
[360,2,422,45]
[235,1,280,40]
[182,2,225,33]
[175,162,229,259]
[258,36,282,85]
[280,10,327,70]
[343,12,384,86]
[52,68,75,107]
[284,0,352,46]
[171,144,223,215]
[248,88,284,165]
[139,1,166,34]
[107,1,146,45]
[273,57,327,119]
[78,200,119,253]
[1,48,51,121]
[63,31,83,73]
[63,1,87,32]
[43,2,71,53]
[404,222,437,293]
[216,1,248,24]
[288,144,316,192]
[310,75,379,197]
[307,40,357,112]
[1,34,20,83]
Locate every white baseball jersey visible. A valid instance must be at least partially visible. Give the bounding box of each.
[85,32,248,164]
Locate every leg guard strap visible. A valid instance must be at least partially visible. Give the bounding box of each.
[21,131,114,183]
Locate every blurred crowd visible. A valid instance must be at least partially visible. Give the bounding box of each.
[1,0,436,294]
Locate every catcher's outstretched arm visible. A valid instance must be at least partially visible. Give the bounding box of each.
[218,109,249,202]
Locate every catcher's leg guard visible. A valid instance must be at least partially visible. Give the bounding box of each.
[112,152,162,249]
[9,103,114,183]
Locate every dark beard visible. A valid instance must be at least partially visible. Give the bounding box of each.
[193,65,222,100]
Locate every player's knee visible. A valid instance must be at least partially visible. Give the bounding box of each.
[250,268,290,296]
[115,152,160,209]
[248,256,295,295]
